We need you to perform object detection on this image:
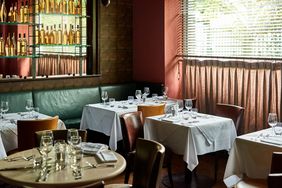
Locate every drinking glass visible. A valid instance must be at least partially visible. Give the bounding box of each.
[109,98,115,107]
[268,113,278,135]
[274,122,282,136]
[152,93,158,102]
[191,108,198,119]
[44,130,54,144]
[54,140,66,171]
[135,90,142,102]
[177,100,184,112]
[144,87,150,98]
[0,101,9,118]
[185,99,193,111]
[162,86,169,99]
[127,96,134,104]
[25,99,33,117]
[39,135,53,167]
[101,91,108,105]
[67,129,79,145]
[69,136,82,169]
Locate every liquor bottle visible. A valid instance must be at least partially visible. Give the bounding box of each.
[50,0,55,13]
[45,25,49,44]
[13,2,18,22]
[63,24,68,44]
[24,1,29,23]
[8,4,13,22]
[40,0,45,13]
[17,33,22,55]
[69,24,74,44]
[45,0,50,13]
[76,0,81,15]
[63,0,67,14]
[20,1,24,23]
[35,25,39,44]
[1,0,7,22]
[10,33,16,56]
[69,0,73,14]
[57,24,62,44]
[35,0,39,13]
[0,33,4,56]
[53,24,57,44]
[75,25,80,44]
[49,26,54,44]
[40,24,45,44]
[21,33,27,55]
[5,33,11,56]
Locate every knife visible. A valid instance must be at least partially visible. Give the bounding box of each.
[0,165,33,171]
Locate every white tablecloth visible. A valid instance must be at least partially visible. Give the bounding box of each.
[144,113,237,171]
[80,99,175,151]
[0,112,66,159]
[223,128,282,187]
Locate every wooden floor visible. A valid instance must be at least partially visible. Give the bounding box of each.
[104,153,228,188]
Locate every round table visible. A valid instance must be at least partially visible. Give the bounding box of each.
[0,148,126,188]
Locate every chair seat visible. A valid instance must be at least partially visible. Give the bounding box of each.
[235,177,267,188]
[105,184,132,188]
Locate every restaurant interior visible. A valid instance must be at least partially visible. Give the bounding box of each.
[0,0,282,188]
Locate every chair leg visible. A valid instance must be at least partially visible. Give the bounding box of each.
[124,163,131,183]
[167,156,174,188]
[214,152,218,183]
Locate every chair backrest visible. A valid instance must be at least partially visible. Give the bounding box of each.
[268,152,282,188]
[215,103,244,135]
[35,129,87,147]
[120,111,143,153]
[137,104,165,124]
[132,138,165,188]
[17,116,59,151]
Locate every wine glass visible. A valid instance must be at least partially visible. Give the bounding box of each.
[67,129,79,145]
[268,113,278,135]
[185,99,193,111]
[101,91,108,105]
[0,101,9,118]
[177,100,184,112]
[25,99,33,117]
[162,86,169,99]
[135,90,142,102]
[144,87,150,98]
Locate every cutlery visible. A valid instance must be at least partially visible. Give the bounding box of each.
[0,165,34,171]
[72,168,82,180]
[4,155,33,162]
[36,168,51,182]
[85,161,115,169]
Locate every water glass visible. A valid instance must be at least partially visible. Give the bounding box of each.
[135,90,142,102]
[177,100,184,112]
[268,113,278,135]
[109,98,115,107]
[162,86,169,100]
[274,122,282,136]
[127,96,134,104]
[101,91,108,105]
[54,140,66,171]
[185,99,193,111]
[0,101,9,118]
[191,108,198,119]
[25,99,33,117]
[144,87,150,97]
[152,93,158,102]
[67,129,79,145]
[39,135,53,167]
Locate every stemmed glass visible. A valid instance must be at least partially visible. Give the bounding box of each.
[185,99,193,111]
[39,135,53,168]
[268,113,278,135]
[0,101,9,118]
[162,86,169,99]
[67,129,79,145]
[25,99,33,118]
[177,100,184,112]
[143,87,150,98]
[101,91,108,105]
[135,90,142,103]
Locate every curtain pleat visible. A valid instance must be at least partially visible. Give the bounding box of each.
[36,55,86,76]
[184,59,282,134]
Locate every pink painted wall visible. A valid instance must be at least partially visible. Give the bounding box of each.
[132,0,182,98]
[132,0,165,83]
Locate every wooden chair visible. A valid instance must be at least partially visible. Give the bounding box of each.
[236,152,282,188]
[35,129,87,147]
[17,116,59,151]
[105,138,165,188]
[137,104,165,124]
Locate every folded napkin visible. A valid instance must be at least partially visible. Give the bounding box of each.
[260,137,282,145]
[81,142,108,155]
[96,150,117,163]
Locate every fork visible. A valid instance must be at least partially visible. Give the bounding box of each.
[4,155,33,162]
[85,161,115,168]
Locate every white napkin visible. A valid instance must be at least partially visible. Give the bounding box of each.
[96,150,117,163]
[81,142,108,155]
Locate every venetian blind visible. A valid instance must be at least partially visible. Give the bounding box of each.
[182,0,282,59]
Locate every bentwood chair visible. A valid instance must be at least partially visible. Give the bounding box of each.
[235,152,282,188]
[212,103,244,182]
[17,116,59,151]
[105,138,165,188]
[35,129,87,147]
[137,104,165,124]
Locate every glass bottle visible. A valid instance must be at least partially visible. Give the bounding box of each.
[10,33,16,56]
[0,33,4,56]
[45,25,49,44]
[49,26,54,44]
[8,4,13,22]
[76,0,81,15]
[45,0,50,13]
[24,1,29,23]
[17,33,22,55]
[5,33,11,56]
[50,0,55,13]
[53,24,57,44]
[35,0,39,13]
[69,24,74,44]
[35,25,39,44]
[1,0,7,22]
[69,0,73,14]
[21,33,27,55]
[63,0,67,14]
[41,0,46,13]
[20,1,24,23]
[57,24,62,44]
[75,25,80,44]
[13,2,18,22]
[40,24,45,44]
[63,24,68,44]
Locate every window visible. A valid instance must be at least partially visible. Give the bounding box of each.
[182,0,282,59]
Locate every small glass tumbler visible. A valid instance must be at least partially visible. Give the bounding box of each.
[54,140,66,171]
[127,96,134,104]
[109,98,115,107]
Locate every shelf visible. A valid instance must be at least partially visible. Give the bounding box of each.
[0,22,31,25]
[35,13,82,17]
[0,55,40,58]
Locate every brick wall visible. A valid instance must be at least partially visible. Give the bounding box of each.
[0,0,133,92]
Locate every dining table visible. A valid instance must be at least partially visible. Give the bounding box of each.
[144,112,237,171]
[223,128,282,187]
[0,112,66,159]
[80,98,175,151]
[0,147,126,188]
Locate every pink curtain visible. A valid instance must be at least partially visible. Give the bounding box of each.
[36,55,86,76]
[184,58,282,134]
